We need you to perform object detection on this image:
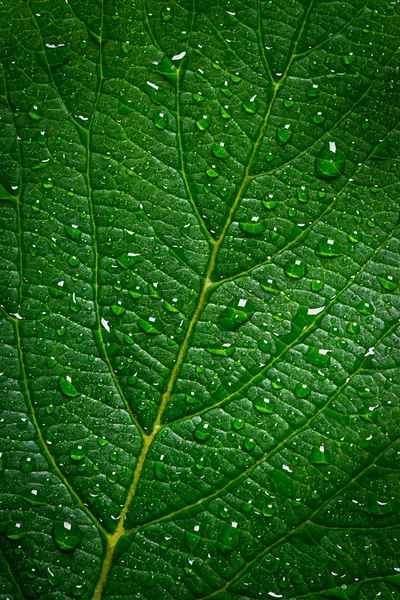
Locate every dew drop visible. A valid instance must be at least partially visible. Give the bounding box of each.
[377,275,397,292]
[315,238,344,258]
[69,443,87,461]
[218,298,254,331]
[357,300,374,315]
[315,142,346,179]
[212,142,229,159]
[239,219,266,235]
[53,521,82,552]
[284,258,307,279]
[137,317,163,335]
[254,396,274,413]
[196,115,211,130]
[58,377,79,398]
[6,522,26,540]
[20,456,35,474]
[194,421,212,442]
[242,95,258,114]
[277,127,292,144]
[294,383,311,398]
[154,112,168,129]
[262,503,276,517]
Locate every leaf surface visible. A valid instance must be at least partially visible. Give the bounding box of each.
[0,1,400,599]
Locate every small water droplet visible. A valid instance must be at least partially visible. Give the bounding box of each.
[20,456,35,474]
[59,377,79,398]
[262,503,276,517]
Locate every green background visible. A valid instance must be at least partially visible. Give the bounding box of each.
[0,0,399,598]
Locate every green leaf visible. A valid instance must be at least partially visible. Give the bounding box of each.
[0,1,400,600]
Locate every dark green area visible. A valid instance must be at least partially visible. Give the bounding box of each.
[0,0,399,599]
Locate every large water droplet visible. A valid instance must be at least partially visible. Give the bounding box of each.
[53,521,82,552]
[20,456,35,474]
[194,421,211,442]
[59,377,79,398]
[212,142,228,159]
[154,112,168,129]
[239,218,266,235]
[196,115,211,130]
[137,316,163,334]
[284,258,307,279]
[378,275,397,292]
[218,298,254,331]
[242,95,258,114]
[69,443,87,461]
[306,347,331,367]
[294,383,311,398]
[277,127,292,144]
[315,142,346,179]
[254,396,274,413]
[315,238,344,258]
[262,503,276,517]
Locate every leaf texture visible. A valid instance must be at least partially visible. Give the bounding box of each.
[0,0,400,599]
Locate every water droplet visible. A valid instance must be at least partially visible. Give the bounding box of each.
[53,521,82,552]
[111,305,126,316]
[212,142,228,159]
[277,127,292,144]
[243,438,256,451]
[261,279,280,295]
[233,418,244,430]
[378,275,397,292]
[69,293,80,313]
[117,253,143,269]
[196,115,211,130]
[154,461,167,481]
[6,522,26,540]
[242,95,258,114]
[154,112,168,129]
[194,421,211,442]
[347,230,363,243]
[239,219,265,235]
[346,321,360,334]
[20,456,34,474]
[343,54,356,65]
[272,377,283,389]
[306,347,330,367]
[310,445,328,464]
[206,166,218,178]
[69,443,87,461]
[137,317,163,335]
[357,300,374,315]
[312,279,324,292]
[58,377,79,398]
[315,238,344,258]
[307,84,320,97]
[296,187,309,203]
[254,396,274,413]
[294,383,311,398]
[218,298,254,331]
[284,258,307,279]
[161,6,173,21]
[315,142,346,179]
[262,503,276,517]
